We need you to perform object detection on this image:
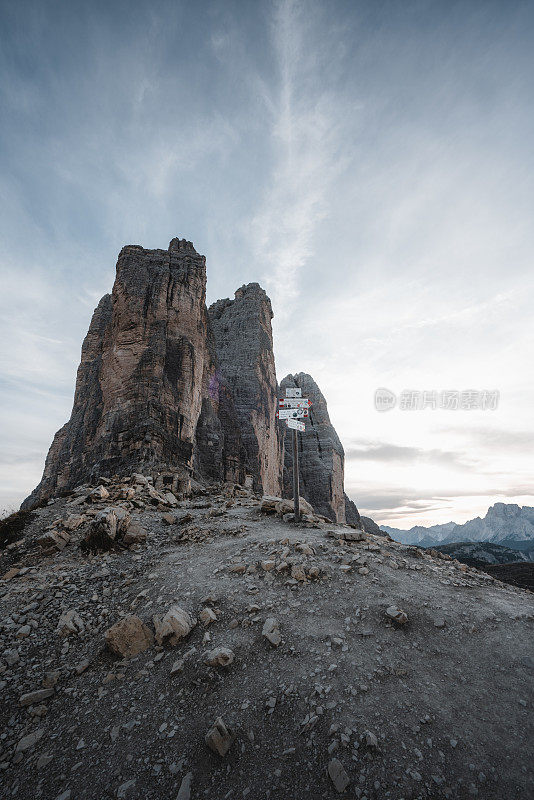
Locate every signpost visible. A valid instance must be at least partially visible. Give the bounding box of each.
[276,387,310,522]
[277,407,307,420]
[287,418,305,431]
[278,398,310,408]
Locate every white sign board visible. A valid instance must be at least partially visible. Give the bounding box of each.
[278,408,306,420]
[279,398,310,408]
[287,418,305,431]
[285,388,302,398]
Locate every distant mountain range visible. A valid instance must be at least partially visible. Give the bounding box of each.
[429,541,533,566]
[382,503,534,550]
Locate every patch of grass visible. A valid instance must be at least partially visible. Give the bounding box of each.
[0,510,36,549]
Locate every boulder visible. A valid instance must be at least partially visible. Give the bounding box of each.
[262,617,281,647]
[275,497,315,517]
[328,758,350,793]
[260,496,314,516]
[153,606,196,646]
[83,507,130,550]
[385,606,408,625]
[56,609,84,637]
[199,607,217,626]
[37,530,70,552]
[162,491,179,506]
[205,716,234,757]
[16,729,44,752]
[19,688,54,706]
[122,522,147,546]
[62,514,85,531]
[104,615,153,657]
[343,530,366,542]
[204,647,234,667]
[88,485,110,502]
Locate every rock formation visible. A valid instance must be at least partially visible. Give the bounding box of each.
[279,373,356,524]
[22,237,359,521]
[23,239,244,508]
[208,284,282,495]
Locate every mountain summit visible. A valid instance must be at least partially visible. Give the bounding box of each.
[21,238,359,525]
[383,503,534,547]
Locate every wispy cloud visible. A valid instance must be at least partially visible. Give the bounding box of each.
[1,0,533,525]
[345,439,474,470]
[251,0,354,315]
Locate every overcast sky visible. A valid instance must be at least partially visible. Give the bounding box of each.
[1,0,533,527]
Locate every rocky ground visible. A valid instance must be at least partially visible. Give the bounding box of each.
[0,477,533,800]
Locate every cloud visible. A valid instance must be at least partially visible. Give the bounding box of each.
[1,0,533,527]
[352,485,534,527]
[444,426,534,453]
[251,0,354,315]
[345,440,474,470]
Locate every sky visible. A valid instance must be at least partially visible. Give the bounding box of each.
[0,0,533,527]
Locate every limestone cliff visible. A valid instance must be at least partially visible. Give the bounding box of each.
[23,239,243,508]
[22,238,359,518]
[208,285,282,496]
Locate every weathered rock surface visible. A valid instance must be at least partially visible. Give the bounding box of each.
[1,483,533,799]
[21,238,364,528]
[205,716,234,757]
[260,495,315,517]
[328,758,350,792]
[153,606,196,646]
[204,646,234,667]
[22,239,244,508]
[361,515,387,536]
[104,615,153,657]
[208,284,282,495]
[280,373,359,524]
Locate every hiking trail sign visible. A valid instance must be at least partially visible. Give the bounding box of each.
[287,418,305,431]
[276,387,311,521]
[277,407,307,420]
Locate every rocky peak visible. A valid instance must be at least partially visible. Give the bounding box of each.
[279,373,358,525]
[488,503,522,518]
[23,239,216,508]
[23,237,360,524]
[168,237,197,252]
[208,284,281,495]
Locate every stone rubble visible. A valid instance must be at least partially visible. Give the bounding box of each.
[0,479,531,799]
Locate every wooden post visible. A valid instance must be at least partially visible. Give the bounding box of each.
[292,427,300,522]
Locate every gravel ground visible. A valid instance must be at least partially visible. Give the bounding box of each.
[0,484,533,800]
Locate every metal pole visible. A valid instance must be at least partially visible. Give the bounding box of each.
[292,427,300,522]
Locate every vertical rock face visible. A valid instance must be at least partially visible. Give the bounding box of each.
[208,285,282,495]
[99,238,210,474]
[22,237,362,518]
[344,494,362,527]
[23,293,114,508]
[23,239,242,508]
[280,373,359,524]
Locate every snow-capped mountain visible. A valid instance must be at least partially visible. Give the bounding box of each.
[382,503,534,548]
